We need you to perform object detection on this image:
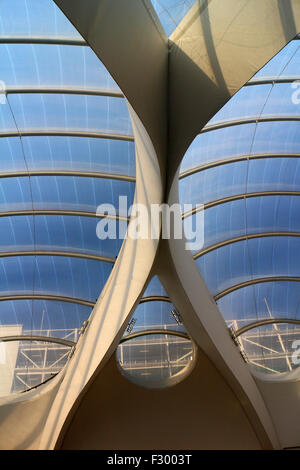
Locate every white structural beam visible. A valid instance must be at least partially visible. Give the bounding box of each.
[39,104,163,450]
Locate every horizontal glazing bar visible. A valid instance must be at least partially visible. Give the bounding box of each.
[179,154,300,179]
[215,277,300,300]
[194,232,300,259]
[0,293,94,307]
[0,130,134,141]
[234,318,300,337]
[182,191,300,218]
[0,335,75,347]
[0,250,115,263]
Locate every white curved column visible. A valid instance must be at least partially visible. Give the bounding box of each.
[39,104,163,449]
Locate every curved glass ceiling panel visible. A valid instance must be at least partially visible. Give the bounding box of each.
[208,85,272,125]
[34,215,127,258]
[0,215,34,251]
[180,157,300,211]
[151,0,194,36]
[196,237,300,296]
[179,161,247,207]
[0,0,81,39]
[0,177,32,212]
[281,43,300,78]
[252,40,300,80]
[262,83,300,118]
[0,255,112,302]
[217,281,300,325]
[21,136,135,176]
[0,137,27,172]
[0,44,119,92]
[7,94,132,136]
[188,195,300,255]
[180,124,255,174]
[252,121,300,155]
[31,176,135,213]
[0,98,18,132]
[247,157,300,192]
[0,299,92,336]
[186,200,246,253]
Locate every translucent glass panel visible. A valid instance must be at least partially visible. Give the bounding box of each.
[0,44,119,91]
[31,176,135,213]
[151,0,194,36]
[217,281,300,324]
[22,136,135,176]
[0,176,135,213]
[0,255,112,302]
[186,195,300,254]
[0,0,81,39]
[208,85,272,125]
[180,121,300,177]
[196,237,300,296]
[0,215,127,258]
[0,136,135,176]
[252,40,300,79]
[180,157,300,210]
[252,121,300,155]
[0,138,27,172]
[238,324,300,375]
[261,83,300,118]
[0,177,32,212]
[179,161,247,207]
[6,94,132,136]
[0,299,92,334]
[180,124,255,173]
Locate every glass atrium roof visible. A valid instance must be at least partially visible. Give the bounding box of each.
[151,0,194,36]
[179,37,300,376]
[0,0,135,395]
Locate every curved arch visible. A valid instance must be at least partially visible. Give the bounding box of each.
[0,170,135,183]
[214,277,300,301]
[0,37,86,45]
[234,319,300,338]
[139,295,170,303]
[200,116,300,135]
[180,155,300,180]
[120,329,190,343]
[0,293,94,308]
[0,130,134,141]
[0,250,115,264]
[0,209,129,222]
[0,335,75,348]
[5,87,123,98]
[194,232,300,259]
[182,191,300,218]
